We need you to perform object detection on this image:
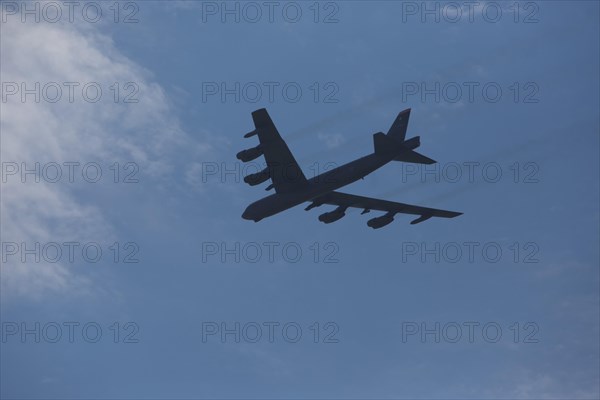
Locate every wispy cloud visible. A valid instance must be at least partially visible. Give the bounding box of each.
[0,15,205,301]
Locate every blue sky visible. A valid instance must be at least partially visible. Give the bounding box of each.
[1,1,599,398]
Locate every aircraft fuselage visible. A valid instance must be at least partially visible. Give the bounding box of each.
[242,152,395,221]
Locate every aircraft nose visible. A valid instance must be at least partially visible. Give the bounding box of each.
[242,202,264,222]
[242,207,253,220]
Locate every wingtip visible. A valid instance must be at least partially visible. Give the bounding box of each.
[251,108,273,128]
[252,107,267,115]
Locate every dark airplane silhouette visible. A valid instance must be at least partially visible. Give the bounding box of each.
[240,108,462,228]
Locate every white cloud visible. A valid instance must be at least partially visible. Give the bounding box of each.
[317,131,346,149]
[0,14,203,301]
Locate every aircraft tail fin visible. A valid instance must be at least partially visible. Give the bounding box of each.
[387,108,411,141]
[373,132,398,156]
[373,132,437,165]
[376,108,437,164]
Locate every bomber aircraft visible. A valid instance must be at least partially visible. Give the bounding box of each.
[240,108,462,228]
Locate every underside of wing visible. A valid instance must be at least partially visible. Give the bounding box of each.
[309,191,462,228]
[239,109,307,193]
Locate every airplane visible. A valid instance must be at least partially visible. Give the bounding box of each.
[240,108,462,229]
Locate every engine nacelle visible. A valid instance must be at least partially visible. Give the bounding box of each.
[367,212,395,229]
[236,145,263,162]
[244,168,270,186]
[318,207,346,224]
[410,215,432,225]
[305,201,324,211]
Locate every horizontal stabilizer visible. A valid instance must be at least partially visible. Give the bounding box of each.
[394,150,436,164]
